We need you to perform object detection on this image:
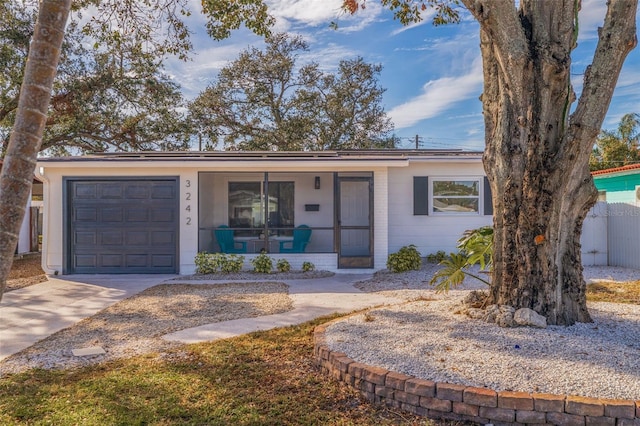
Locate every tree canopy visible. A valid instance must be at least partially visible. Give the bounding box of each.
[0,0,195,156]
[190,33,393,151]
[590,113,640,171]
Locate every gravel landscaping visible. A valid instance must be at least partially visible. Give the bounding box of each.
[326,262,640,400]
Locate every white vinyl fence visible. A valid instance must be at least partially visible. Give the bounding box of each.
[581,202,640,269]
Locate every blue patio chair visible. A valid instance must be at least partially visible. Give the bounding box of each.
[214,225,247,253]
[279,225,312,253]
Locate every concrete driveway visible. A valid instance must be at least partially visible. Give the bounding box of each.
[0,275,175,360]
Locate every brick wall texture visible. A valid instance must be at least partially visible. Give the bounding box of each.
[314,324,640,426]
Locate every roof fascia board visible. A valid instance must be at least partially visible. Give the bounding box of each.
[35,158,412,169]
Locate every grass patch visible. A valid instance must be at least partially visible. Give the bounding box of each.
[0,315,451,425]
[587,280,640,305]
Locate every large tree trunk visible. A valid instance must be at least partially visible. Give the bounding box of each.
[462,0,637,324]
[0,0,71,301]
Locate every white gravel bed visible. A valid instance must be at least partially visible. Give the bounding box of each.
[328,264,640,400]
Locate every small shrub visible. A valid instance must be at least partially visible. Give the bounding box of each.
[194,253,244,274]
[195,252,221,274]
[426,250,447,263]
[301,261,315,272]
[276,259,291,273]
[386,244,422,273]
[221,254,245,273]
[251,253,273,274]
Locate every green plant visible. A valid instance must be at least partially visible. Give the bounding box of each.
[426,250,446,263]
[221,254,245,273]
[251,253,273,274]
[301,261,315,272]
[457,226,494,270]
[276,259,291,273]
[386,245,422,273]
[194,252,221,274]
[195,253,245,274]
[430,226,494,293]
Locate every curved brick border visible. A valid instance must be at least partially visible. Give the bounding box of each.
[314,321,640,426]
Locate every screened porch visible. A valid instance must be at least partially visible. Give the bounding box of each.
[197,171,374,268]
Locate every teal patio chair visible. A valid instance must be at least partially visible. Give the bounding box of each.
[279,225,311,253]
[214,225,247,253]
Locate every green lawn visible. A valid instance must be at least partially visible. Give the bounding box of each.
[0,315,441,426]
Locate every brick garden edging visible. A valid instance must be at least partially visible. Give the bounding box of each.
[313,321,640,426]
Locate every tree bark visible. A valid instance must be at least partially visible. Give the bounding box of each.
[0,0,71,300]
[462,0,637,324]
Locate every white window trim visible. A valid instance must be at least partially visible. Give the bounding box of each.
[430,177,483,215]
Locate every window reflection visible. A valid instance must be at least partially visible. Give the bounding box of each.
[228,181,294,236]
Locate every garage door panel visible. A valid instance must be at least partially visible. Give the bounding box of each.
[125,254,148,267]
[101,254,124,267]
[68,178,178,274]
[75,254,98,267]
[75,231,97,245]
[74,183,97,199]
[151,208,174,222]
[126,208,149,222]
[151,254,175,268]
[126,231,149,245]
[75,208,97,222]
[100,183,124,199]
[151,230,174,245]
[152,184,176,199]
[101,231,124,245]
[126,185,150,199]
[101,207,124,222]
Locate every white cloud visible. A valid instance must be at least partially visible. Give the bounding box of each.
[299,43,358,71]
[577,0,607,41]
[391,18,433,36]
[388,57,483,129]
[267,0,344,26]
[166,42,262,98]
[265,0,384,32]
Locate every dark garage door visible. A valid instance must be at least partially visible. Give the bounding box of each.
[67,178,178,274]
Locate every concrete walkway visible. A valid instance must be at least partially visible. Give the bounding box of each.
[0,275,175,360]
[1,273,402,361]
[164,273,403,343]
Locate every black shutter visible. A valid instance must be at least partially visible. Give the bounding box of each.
[413,176,429,215]
[483,176,493,215]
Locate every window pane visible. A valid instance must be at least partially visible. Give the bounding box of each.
[268,182,294,235]
[433,197,479,213]
[229,182,261,231]
[340,181,370,226]
[433,180,479,196]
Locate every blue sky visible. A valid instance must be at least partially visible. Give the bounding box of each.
[166,0,640,151]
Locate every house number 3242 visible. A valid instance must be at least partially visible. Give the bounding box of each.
[185,179,192,225]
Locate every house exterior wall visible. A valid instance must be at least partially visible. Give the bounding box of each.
[373,168,389,270]
[594,172,640,204]
[387,161,493,257]
[16,194,32,254]
[36,153,490,275]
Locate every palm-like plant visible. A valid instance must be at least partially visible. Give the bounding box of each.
[430,226,493,293]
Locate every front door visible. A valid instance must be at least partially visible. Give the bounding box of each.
[337,176,373,268]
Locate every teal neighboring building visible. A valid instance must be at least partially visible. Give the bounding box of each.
[592,164,640,204]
